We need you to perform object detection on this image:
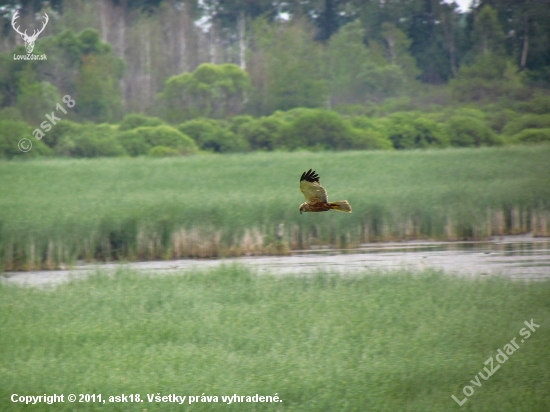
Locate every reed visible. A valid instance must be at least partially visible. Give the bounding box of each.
[1,267,549,411]
[1,145,549,270]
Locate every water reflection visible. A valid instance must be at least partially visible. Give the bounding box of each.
[3,235,549,287]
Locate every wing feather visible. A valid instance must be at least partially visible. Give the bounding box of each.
[299,169,328,204]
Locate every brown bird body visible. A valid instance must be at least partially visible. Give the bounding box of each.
[299,169,352,214]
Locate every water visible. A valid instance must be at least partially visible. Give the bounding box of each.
[2,235,549,287]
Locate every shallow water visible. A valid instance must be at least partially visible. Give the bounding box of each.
[2,235,549,287]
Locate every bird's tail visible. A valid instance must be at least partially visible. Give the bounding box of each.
[329,200,352,213]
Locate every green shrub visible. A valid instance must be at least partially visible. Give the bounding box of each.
[41,120,83,148]
[149,146,180,156]
[228,115,255,134]
[512,128,550,144]
[117,125,198,156]
[348,116,393,150]
[486,109,519,134]
[0,120,52,159]
[55,124,125,157]
[352,128,394,150]
[119,114,164,131]
[445,116,502,147]
[384,113,449,149]
[0,107,24,122]
[517,94,550,114]
[237,116,289,151]
[502,114,550,137]
[178,118,249,153]
[279,109,356,150]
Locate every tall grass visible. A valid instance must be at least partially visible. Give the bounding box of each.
[0,267,549,411]
[1,145,550,270]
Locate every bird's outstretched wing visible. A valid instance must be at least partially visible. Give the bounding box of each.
[300,169,328,204]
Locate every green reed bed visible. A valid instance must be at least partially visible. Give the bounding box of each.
[1,145,550,270]
[0,266,549,411]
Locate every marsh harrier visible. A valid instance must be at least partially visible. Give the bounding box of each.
[299,169,352,214]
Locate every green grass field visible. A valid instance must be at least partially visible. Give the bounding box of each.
[1,145,550,270]
[0,266,549,411]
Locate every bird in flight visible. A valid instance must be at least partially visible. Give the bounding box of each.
[299,169,352,214]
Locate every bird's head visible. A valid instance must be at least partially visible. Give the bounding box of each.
[299,203,308,214]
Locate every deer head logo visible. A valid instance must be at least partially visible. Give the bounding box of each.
[11,11,49,54]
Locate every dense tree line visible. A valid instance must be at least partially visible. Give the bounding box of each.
[0,0,549,158]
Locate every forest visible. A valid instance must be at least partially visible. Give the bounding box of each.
[1,0,550,158]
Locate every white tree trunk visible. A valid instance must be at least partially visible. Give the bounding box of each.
[238,10,246,70]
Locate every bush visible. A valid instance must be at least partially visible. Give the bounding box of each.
[55,124,125,157]
[279,109,356,150]
[512,128,550,144]
[348,116,393,150]
[384,113,449,149]
[228,115,255,134]
[41,120,82,148]
[236,116,288,151]
[149,146,180,156]
[502,114,550,137]
[445,116,502,147]
[178,118,249,153]
[351,128,394,150]
[117,125,198,156]
[517,94,550,114]
[0,120,52,159]
[486,109,519,134]
[119,114,164,131]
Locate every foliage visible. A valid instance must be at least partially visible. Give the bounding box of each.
[178,118,249,153]
[236,115,289,151]
[445,116,502,147]
[0,120,52,159]
[450,54,529,103]
[248,18,328,115]
[55,123,125,158]
[512,128,550,144]
[117,125,198,156]
[0,28,124,123]
[149,146,181,156]
[278,109,357,150]
[325,20,371,106]
[383,113,450,149]
[502,114,550,137]
[158,63,251,123]
[119,114,165,131]
[15,67,61,125]
[41,120,83,149]
[472,5,506,57]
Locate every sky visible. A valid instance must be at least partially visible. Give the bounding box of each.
[446,0,474,12]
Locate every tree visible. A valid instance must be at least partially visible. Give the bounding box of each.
[472,5,505,57]
[157,63,251,122]
[449,5,529,102]
[73,29,125,122]
[325,20,370,106]
[248,18,328,115]
[15,67,61,125]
